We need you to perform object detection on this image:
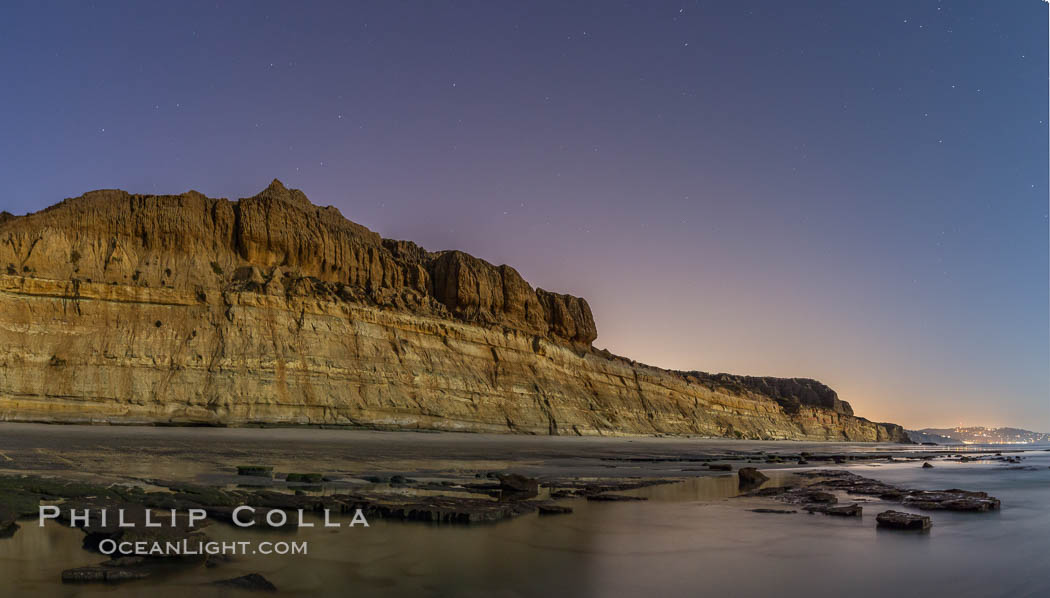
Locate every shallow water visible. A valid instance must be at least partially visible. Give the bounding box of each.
[2,450,1047,597]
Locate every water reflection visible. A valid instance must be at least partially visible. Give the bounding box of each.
[630,470,797,502]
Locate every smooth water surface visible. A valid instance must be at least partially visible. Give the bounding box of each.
[1,450,1047,597]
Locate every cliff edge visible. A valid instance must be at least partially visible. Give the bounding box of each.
[0,181,908,441]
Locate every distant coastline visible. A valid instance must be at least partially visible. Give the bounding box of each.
[906,426,1050,445]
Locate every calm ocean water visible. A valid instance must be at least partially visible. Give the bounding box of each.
[2,446,1047,597]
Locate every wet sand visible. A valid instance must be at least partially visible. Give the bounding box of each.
[0,422,973,485]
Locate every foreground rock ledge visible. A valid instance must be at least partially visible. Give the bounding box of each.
[0,181,907,441]
[741,468,1000,533]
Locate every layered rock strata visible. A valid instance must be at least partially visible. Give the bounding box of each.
[0,181,908,441]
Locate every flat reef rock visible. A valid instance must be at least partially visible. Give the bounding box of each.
[752,470,1002,513]
[0,180,908,441]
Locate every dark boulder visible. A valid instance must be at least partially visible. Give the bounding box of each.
[876,510,931,531]
[803,491,837,504]
[497,474,539,499]
[737,467,769,489]
[0,506,19,539]
[0,520,19,539]
[212,573,277,592]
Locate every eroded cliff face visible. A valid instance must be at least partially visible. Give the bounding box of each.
[0,181,908,441]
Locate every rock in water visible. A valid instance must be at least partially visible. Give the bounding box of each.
[805,503,862,517]
[737,467,769,489]
[0,520,19,539]
[903,490,1000,512]
[211,573,277,592]
[497,473,539,499]
[876,510,932,531]
[803,491,838,504]
[0,181,910,441]
[922,462,934,469]
[62,566,151,583]
[0,506,20,538]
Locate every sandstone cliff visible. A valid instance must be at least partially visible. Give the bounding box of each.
[0,181,908,442]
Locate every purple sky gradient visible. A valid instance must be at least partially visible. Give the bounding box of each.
[2,1,1047,429]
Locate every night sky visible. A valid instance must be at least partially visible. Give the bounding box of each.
[2,1,1047,430]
